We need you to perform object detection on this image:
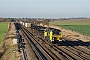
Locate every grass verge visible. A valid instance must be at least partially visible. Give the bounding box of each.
[0,22,8,44]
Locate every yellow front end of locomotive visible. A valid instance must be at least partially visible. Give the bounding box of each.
[52,32,62,41]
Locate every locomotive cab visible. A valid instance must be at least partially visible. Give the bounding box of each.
[44,28,62,43]
[52,29,62,42]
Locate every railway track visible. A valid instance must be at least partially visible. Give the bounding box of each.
[21,26,75,60]
[16,23,90,60]
[21,27,55,60]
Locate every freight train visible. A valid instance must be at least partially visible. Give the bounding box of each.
[20,22,62,43]
[44,28,62,43]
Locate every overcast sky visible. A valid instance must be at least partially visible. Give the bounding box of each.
[0,0,90,18]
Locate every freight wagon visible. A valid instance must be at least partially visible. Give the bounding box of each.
[23,22,32,28]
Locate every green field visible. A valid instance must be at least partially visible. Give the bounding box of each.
[0,22,8,44]
[49,19,90,36]
[59,25,90,36]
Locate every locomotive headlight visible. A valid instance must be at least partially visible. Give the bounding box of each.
[51,38,54,42]
[53,38,54,39]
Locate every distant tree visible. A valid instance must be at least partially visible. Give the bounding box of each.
[42,19,50,26]
[0,18,6,22]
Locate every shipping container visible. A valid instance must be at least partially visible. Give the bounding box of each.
[24,23,27,27]
[27,23,31,27]
[23,22,24,26]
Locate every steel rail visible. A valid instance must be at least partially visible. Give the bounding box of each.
[22,27,57,60]
[21,27,47,60]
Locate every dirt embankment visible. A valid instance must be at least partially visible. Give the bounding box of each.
[0,22,19,60]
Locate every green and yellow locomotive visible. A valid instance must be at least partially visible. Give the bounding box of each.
[44,28,62,43]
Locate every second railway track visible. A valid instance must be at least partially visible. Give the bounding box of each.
[16,23,90,60]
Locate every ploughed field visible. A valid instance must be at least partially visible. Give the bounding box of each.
[0,22,8,43]
[49,18,90,36]
[15,23,90,60]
